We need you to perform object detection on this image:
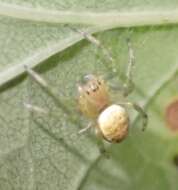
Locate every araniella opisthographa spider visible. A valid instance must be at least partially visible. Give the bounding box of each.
[24,28,148,155]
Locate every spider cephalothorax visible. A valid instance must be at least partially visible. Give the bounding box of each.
[78,75,109,118]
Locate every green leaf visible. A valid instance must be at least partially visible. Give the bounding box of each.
[0,1,178,190]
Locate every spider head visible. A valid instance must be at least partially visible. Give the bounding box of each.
[78,74,110,118]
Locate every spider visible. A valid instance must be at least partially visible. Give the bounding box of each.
[24,29,148,154]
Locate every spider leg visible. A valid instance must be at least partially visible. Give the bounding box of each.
[24,65,82,128]
[71,27,136,97]
[78,122,93,134]
[109,39,135,97]
[24,102,62,119]
[118,102,148,131]
[69,27,116,76]
[24,103,48,114]
[123,39,135,96]
[95,127,110,158]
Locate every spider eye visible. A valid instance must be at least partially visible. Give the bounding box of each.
[92,87,98,92]
[97,80,102,85]
[90,84,99,92]
[86,91,90,95]
[84,74,95,81]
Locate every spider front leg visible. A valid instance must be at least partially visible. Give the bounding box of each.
[106,39,135,97]
[69,27,117,76]
[24,103,66,121]
[77,120,109,158]
[24,103,48,114]
[72,28,136,96]
[123,39,135,97]
[24,65,82,128]
[118,102,148,131]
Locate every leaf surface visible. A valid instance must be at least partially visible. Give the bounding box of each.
[0,1,178,190]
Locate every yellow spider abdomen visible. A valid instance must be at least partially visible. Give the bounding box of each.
[98,104,129,143]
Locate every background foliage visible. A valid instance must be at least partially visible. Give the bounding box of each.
[0,0,178,190]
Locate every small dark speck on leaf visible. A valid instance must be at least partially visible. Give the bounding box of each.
[165,99,178,131]
[173,154,178,169]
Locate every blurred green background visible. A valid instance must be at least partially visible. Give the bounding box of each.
[0,0,178,190]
